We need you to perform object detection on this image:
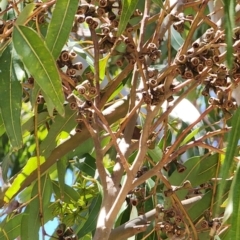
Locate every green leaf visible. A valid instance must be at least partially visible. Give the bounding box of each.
[228,162,240,239]
[40,105,77,158]
[169,154,218,200]
[0,214,23,240]
[15,3,35,25]
[12,25,65,116]
[75,153,96,178]
[78,193,102,238]
[45,0,78,59]
[171,26,184,51]
[224,1,235,68]
[56,157,67,200]
[217,107,240,213]
[0,44,24,150]
[4,156,45,203]
[180,126,201,146]
[0,112,6,137]
[152,0,164,9]
[99,54,109,80]
[117,0,140,36]
[52,180,80,203]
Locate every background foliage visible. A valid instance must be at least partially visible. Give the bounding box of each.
[0,0,240,240]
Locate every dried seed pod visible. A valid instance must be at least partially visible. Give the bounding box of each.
[76,85,86,94]
[204,58,213,67]
[190,57,200,66]
[212,55,220,63]
[69,101,78,110]
[91,21,98,29]
[175,54,187,64]
[147,68,158,78]
[85,71,94,81]
[183,69,194,79]
[77,4,89,15]
[126,43,136,52]
[79,100,92,109]
[142,91,151,104]
[147,42,157,53]
[202,28,214,43]
[60,50,70,62]
[208,97,220,106]
[75,114,83,123]
[89,86,97,96]
[173,20,184,33]
[56,223,66,236]
[66,68,77,76]
[174,161,186,173]
[99,0,107,7]
[85,16,94,25]
[80,80,92,88]
[57,59,65,68]
[28,76,34,84]
[37,95,44,104]
[76,14,85,23]
[175,64,185,75]
[167,96,174,102]
[97,7,105,17]
[196,63,204,73]
[148,78,158,87]
[69,51,77,60]
[129,198,138,206]
[111,19,119,28]
[108,11,116,21]
[133,9,142,17]
[164,189,174,197]
[116,58,124,67]
[102,26,110,35]
[166,209,175,218]
[73,62,83,70]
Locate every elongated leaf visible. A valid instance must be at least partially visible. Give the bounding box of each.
[75,153,96,177]
[0,113,6,137]
[171,26,184,51]
[56,157,67,200]
[99,54,109,80]
[0,214,23,240]
[78,193,102,238]
[117,0,140,36]
[0,44,24,150]
[224,1,235,68]
[12,25,65,116]
[45,0,78,59]
[52,180,80,203]
[228,163,240,239]
[217,107,240,214]
[4,156,45,203]
[15,3,35,25]
[40,105,77,158]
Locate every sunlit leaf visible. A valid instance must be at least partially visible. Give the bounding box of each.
[56,157,67,200]
[78,193,102,238]
[217,107,240,213]
[117,0,140,36]
[0,44,24,150]
[15,3,35,25]
[12,25,65,116]
[4,156,45,203]
[223,0,235,68]
[52,180,80,203]
[40,105,77,158]
[45,0,78,59]
[0,214,23,240]
[99,54,109,80]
